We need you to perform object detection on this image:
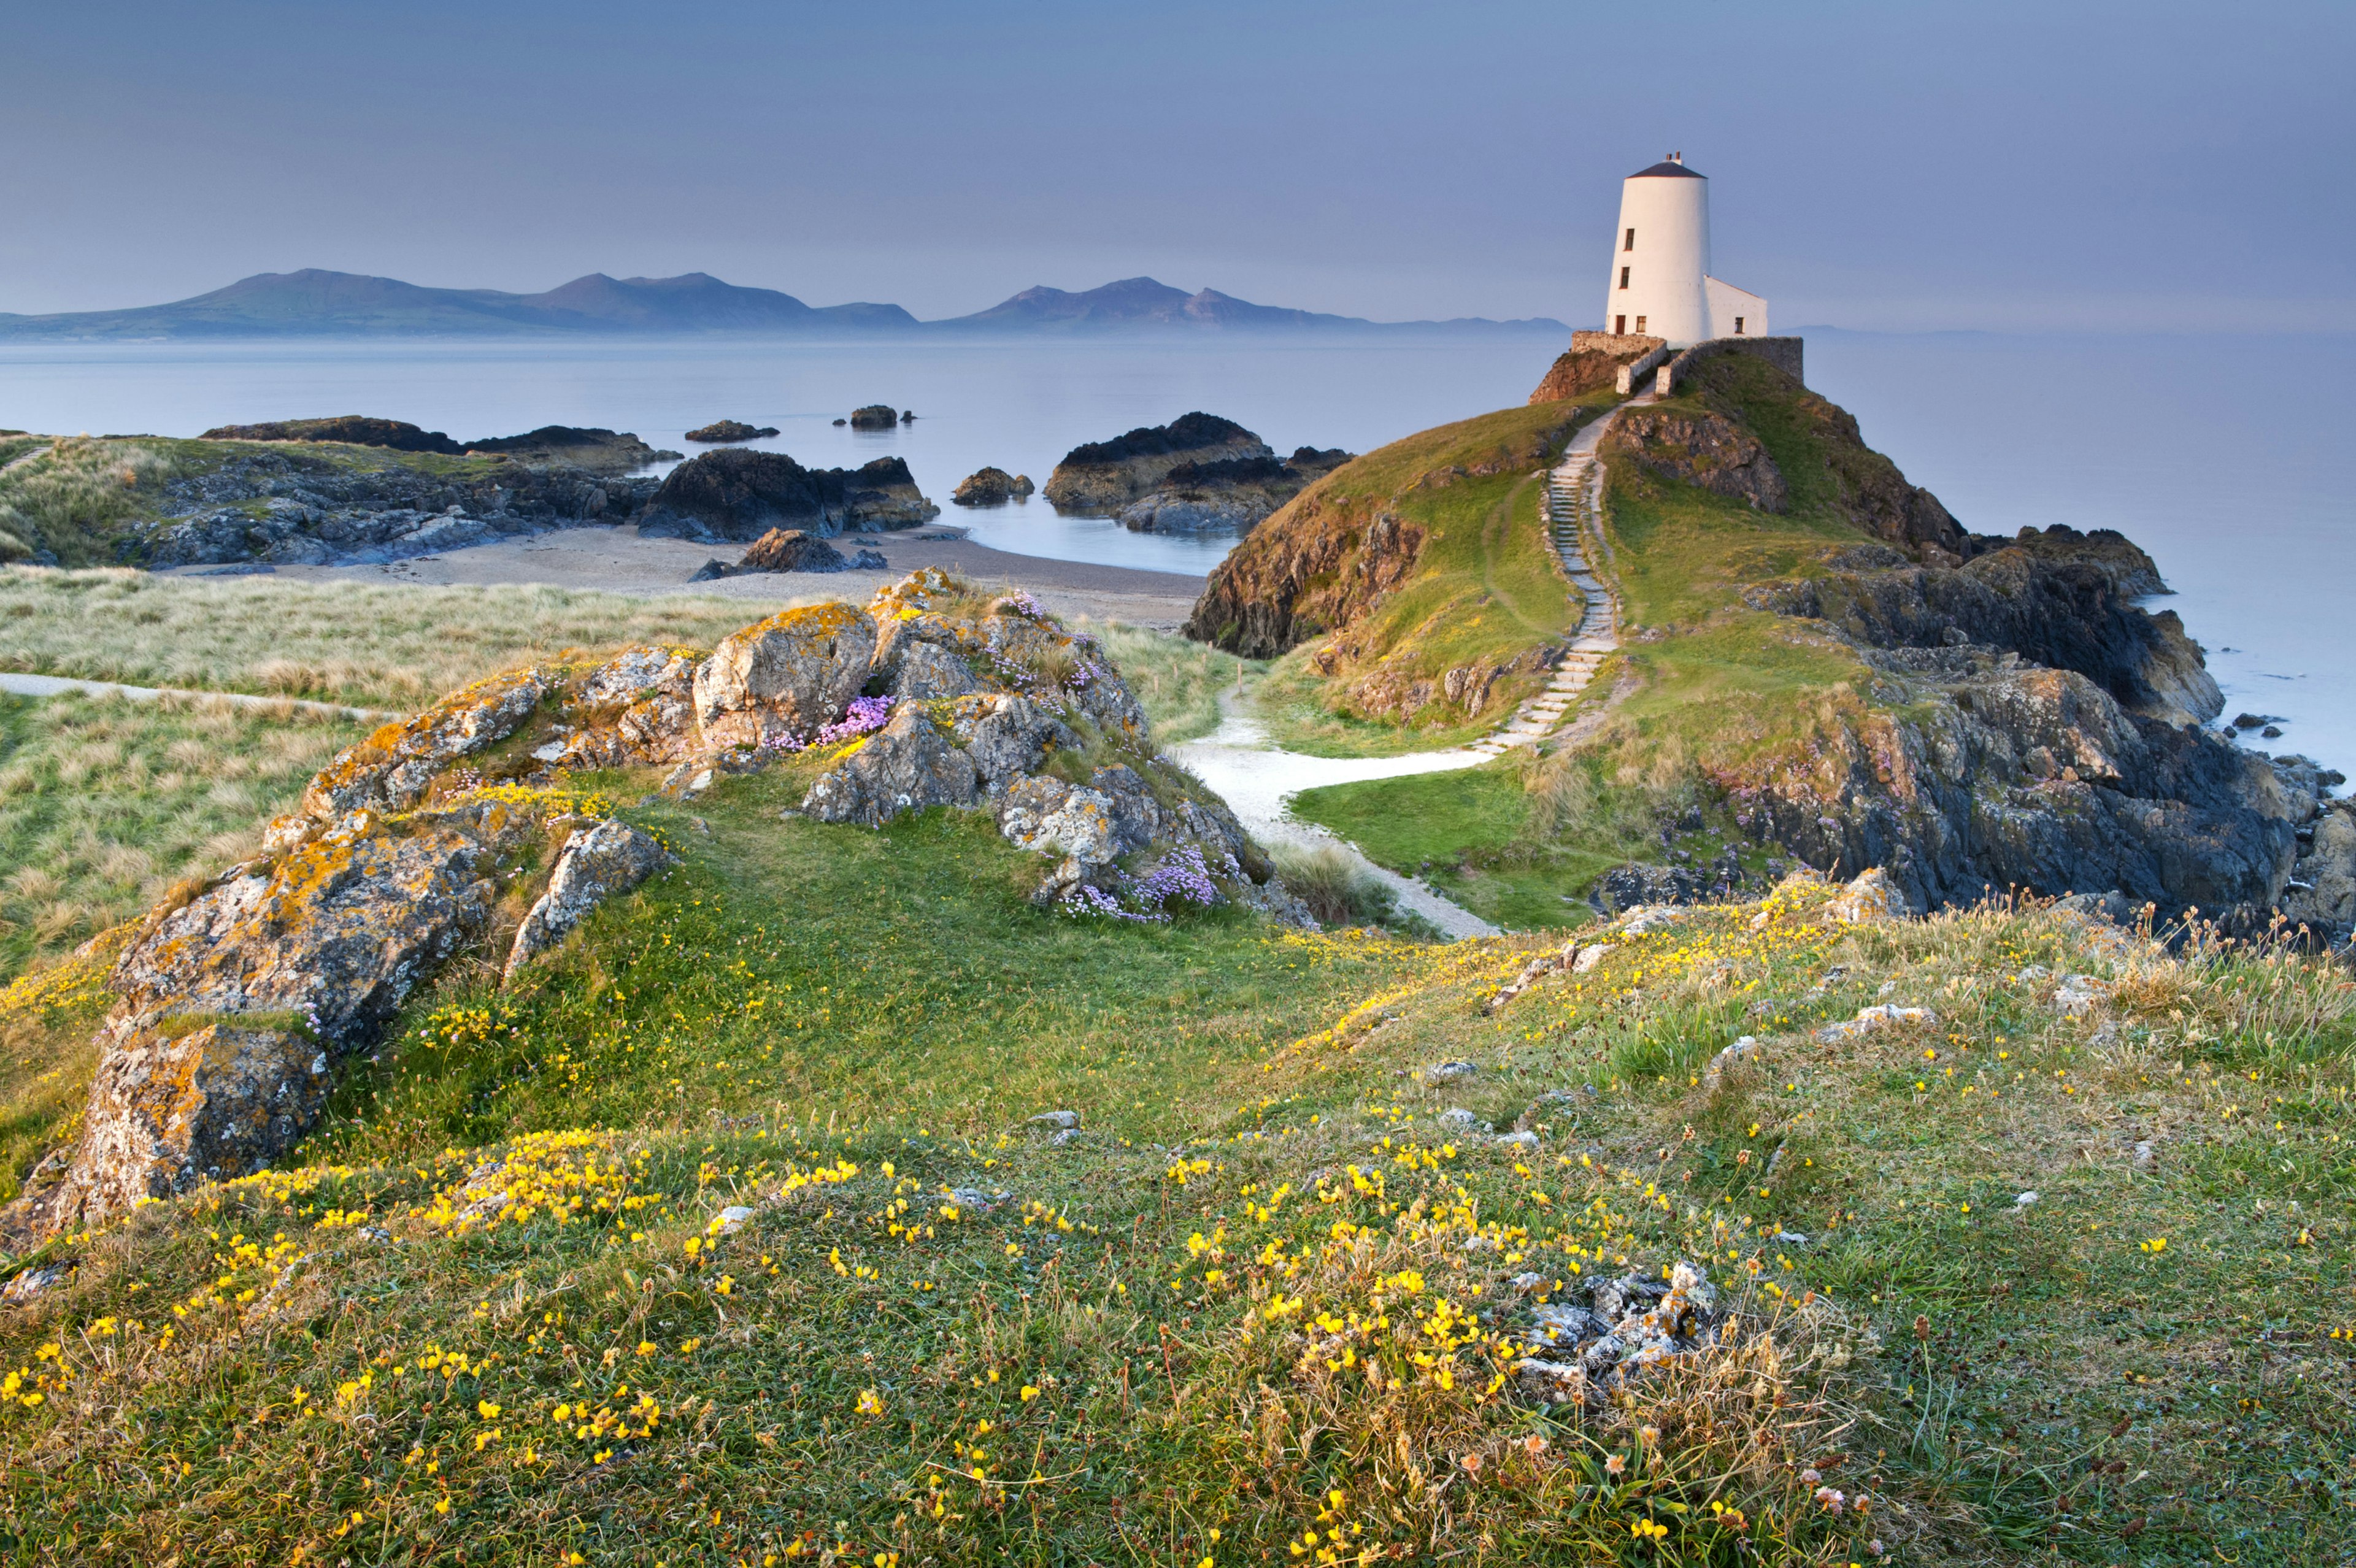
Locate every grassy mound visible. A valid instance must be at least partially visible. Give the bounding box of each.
[1291,357,1949,926]
[6,819,2352,1562]
[1193,396,1614,755]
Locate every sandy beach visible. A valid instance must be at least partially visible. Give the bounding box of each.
[225,523,1211,630]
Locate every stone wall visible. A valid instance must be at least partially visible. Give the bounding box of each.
[1658,336,1804,395]
[1569,331,1665,357]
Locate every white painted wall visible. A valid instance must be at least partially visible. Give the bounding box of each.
[1605,161,1711,347]
[1705,277,1768,339]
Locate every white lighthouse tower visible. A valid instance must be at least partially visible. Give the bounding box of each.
[1603,153,1766,348]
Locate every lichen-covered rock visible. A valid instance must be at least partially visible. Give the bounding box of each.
[503,820,674,981]
[280,667,549,844]
[1825,867,1908,922]
[887,641,983,701]
[10,797,537,1236]
[801,707,982,828]
[994,776,1131,888]
[948,694,1077,788]
[694,602,877,749]
[554,648,699,768]
[46,1023,324,1228]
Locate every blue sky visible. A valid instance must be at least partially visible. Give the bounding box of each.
[2,0,2348,329]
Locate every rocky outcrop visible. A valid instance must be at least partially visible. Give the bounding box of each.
[145,449,664,568]
[1043,413,1271,512]
[197,418,672,474]
[1184,498,1426,658]
[10,795,542,1236]
[1728,648,2299,927]
[686,528,886,579]
[952,467,1035,506]
[634,449,937,540]
[693,602,877,749]
[1603,406,1787,512]
[683,420,779,443]
[1117,448,1355,536]
[458,426,675,473]
[1748,526,2224,728]
[849,405,899,429]
[503,820,673,980]
[1,569,1310,1242]
[201,416,465,455]
[1528,336,1663,403]
[1676,353,1969,561]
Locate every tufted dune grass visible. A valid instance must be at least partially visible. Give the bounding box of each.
[0,691,364,986]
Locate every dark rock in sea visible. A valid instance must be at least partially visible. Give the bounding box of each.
[1117,447,1355,536]
[685,528,887,579]
[952,467,1035,507]
[901,410,917,423]
[2234,713,2284,730]
[849,405,899,429]
[201,416,464,455]
[684,420,781,444]
[2263,726,2284,739]
[633,448,937,542]
[1044,412,1272,512]
[833,418,847,427]
[461,426,676,473]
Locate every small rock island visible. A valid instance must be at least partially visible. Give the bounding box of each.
[951,467,1036,506]
[683,419,781,444]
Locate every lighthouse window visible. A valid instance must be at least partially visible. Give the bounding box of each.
[1614,314,1626,334]
[1624,228,1635,252]
[1634,316,1646,334]
[1618,266,1630,290]
[1734,317,1746,335]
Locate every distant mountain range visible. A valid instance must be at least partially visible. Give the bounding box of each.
[0,270,1565,341]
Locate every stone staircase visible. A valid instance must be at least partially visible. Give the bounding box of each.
[1465,423,1623,759]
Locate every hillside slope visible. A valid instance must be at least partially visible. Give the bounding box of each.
[1228,353,2352,944]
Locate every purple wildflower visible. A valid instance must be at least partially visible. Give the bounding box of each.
[812,695,895,747]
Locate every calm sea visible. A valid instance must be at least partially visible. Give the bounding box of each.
[0,331,2346,768]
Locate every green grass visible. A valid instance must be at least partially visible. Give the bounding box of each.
[1248,396,1613,756]
[0,691,363,985]
[9,842,2354,1562]
[1072,619,1257,745]
[306,772,1400,1161]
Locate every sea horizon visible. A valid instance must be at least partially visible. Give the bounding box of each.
[3,326,2346,770]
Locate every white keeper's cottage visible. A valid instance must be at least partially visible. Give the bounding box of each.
[1603,153,1765,348]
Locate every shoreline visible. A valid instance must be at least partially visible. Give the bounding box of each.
[171,521,1211,631]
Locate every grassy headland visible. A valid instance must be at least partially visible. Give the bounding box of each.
[1289,356,1938,927]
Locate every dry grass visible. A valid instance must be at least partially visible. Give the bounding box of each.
[0,568,767,707]
[0,690,363,982]
[0,437,185,566]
